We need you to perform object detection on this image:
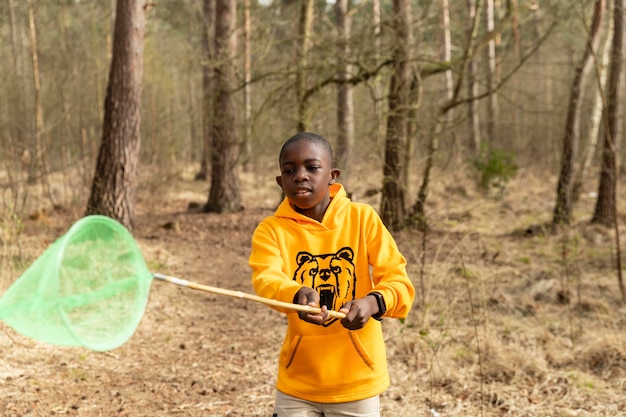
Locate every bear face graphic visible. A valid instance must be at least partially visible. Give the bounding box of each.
[293,247,356,325]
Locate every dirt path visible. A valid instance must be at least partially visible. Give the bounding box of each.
[1,173,625,416]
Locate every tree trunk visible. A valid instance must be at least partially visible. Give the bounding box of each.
[380,0,413,229]
[466,0,481,154]
[441,0,453,120]
[485,0,498,149]
[372,0,384,145]
[185,2,199,166]
[59,3,75,204]
[592,0,623,227]
[532,1,554,154]
[296,0,315,132]
[8,0,27,179]
[553,0,605,226]
[204,0,243,213]
[242,0,253,171]
[28,0,56,205]
[573,18,613,201]
[86,0,147,231]
[196,0,216,181]
[334,0,355,191]
[508,0,521,148]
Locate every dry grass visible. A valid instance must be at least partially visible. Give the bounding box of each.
[0,164,625,416]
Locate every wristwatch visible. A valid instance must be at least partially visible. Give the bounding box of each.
[369,291,386,320]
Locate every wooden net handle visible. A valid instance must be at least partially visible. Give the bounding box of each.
[153,273,346,319]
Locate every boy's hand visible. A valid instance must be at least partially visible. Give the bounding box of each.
[339,296,379,330]
[293,287,329,325]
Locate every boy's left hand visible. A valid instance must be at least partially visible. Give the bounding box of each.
[293,286,329,325]
[339,296,379,330]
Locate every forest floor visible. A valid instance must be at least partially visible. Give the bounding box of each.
[0,164,625,416]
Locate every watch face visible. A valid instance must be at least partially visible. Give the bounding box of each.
[370,292,385,317]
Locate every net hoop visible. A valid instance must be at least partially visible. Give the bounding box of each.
[0,215,153,351]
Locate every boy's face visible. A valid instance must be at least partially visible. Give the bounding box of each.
[276,140,340,220]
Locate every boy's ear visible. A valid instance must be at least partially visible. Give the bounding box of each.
[276,175,283,188]
[329,168,341,184]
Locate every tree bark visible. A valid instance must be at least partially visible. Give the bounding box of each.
[372,0,384,145]
[485,0,499,148]
[196,0,216,181]
[59,3,75,203]
[28,0,54,204]
[86,0,147,230]
[508,0,521,148]
[573,18,613,201]
[204,0,243,213]
[296,0,315,132]
[242,0,253,171]
[335,0,355,191]
[592,0,622,227]
[8,0,27,178]
[553,0,605,225]
[380,0,413,229]
[466,0,481,154]
[441,0,453,120]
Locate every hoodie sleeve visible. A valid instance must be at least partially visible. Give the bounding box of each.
[365,208,415,319]
[249,220,302,314]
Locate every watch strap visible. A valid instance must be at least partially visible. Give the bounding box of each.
[369,291,386,320]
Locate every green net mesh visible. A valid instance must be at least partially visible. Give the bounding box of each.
[0,215,153,351]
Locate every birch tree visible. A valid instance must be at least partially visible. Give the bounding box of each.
[484,0,498,148]
[592,0,623,227]
[573,15,613,201]
[466,0,481,154]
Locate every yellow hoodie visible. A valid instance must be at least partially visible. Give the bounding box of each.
[250,184,415,403]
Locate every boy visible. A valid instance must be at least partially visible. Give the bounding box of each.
[249,132,415,416]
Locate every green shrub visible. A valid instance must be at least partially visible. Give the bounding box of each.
[471,144,518,195]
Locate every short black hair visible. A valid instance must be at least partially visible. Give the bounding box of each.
[279,132,334,165]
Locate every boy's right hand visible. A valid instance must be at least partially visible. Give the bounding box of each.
[293,287,329,325]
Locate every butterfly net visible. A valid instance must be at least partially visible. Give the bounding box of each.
[0,215,153,351]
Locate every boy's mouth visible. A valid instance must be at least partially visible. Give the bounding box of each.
[293,187,311,196]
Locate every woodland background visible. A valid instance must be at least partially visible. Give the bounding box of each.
[0,0,623,227]
[0,0,626,416]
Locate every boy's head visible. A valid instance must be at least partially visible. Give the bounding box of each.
[278,132,334,166]
[276,132,341,221]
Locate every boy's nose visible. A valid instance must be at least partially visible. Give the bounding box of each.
[294,168,308,181]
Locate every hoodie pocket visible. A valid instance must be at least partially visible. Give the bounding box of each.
[348,332,374,369]
[284,335,303,369]
[281,331,376,389]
